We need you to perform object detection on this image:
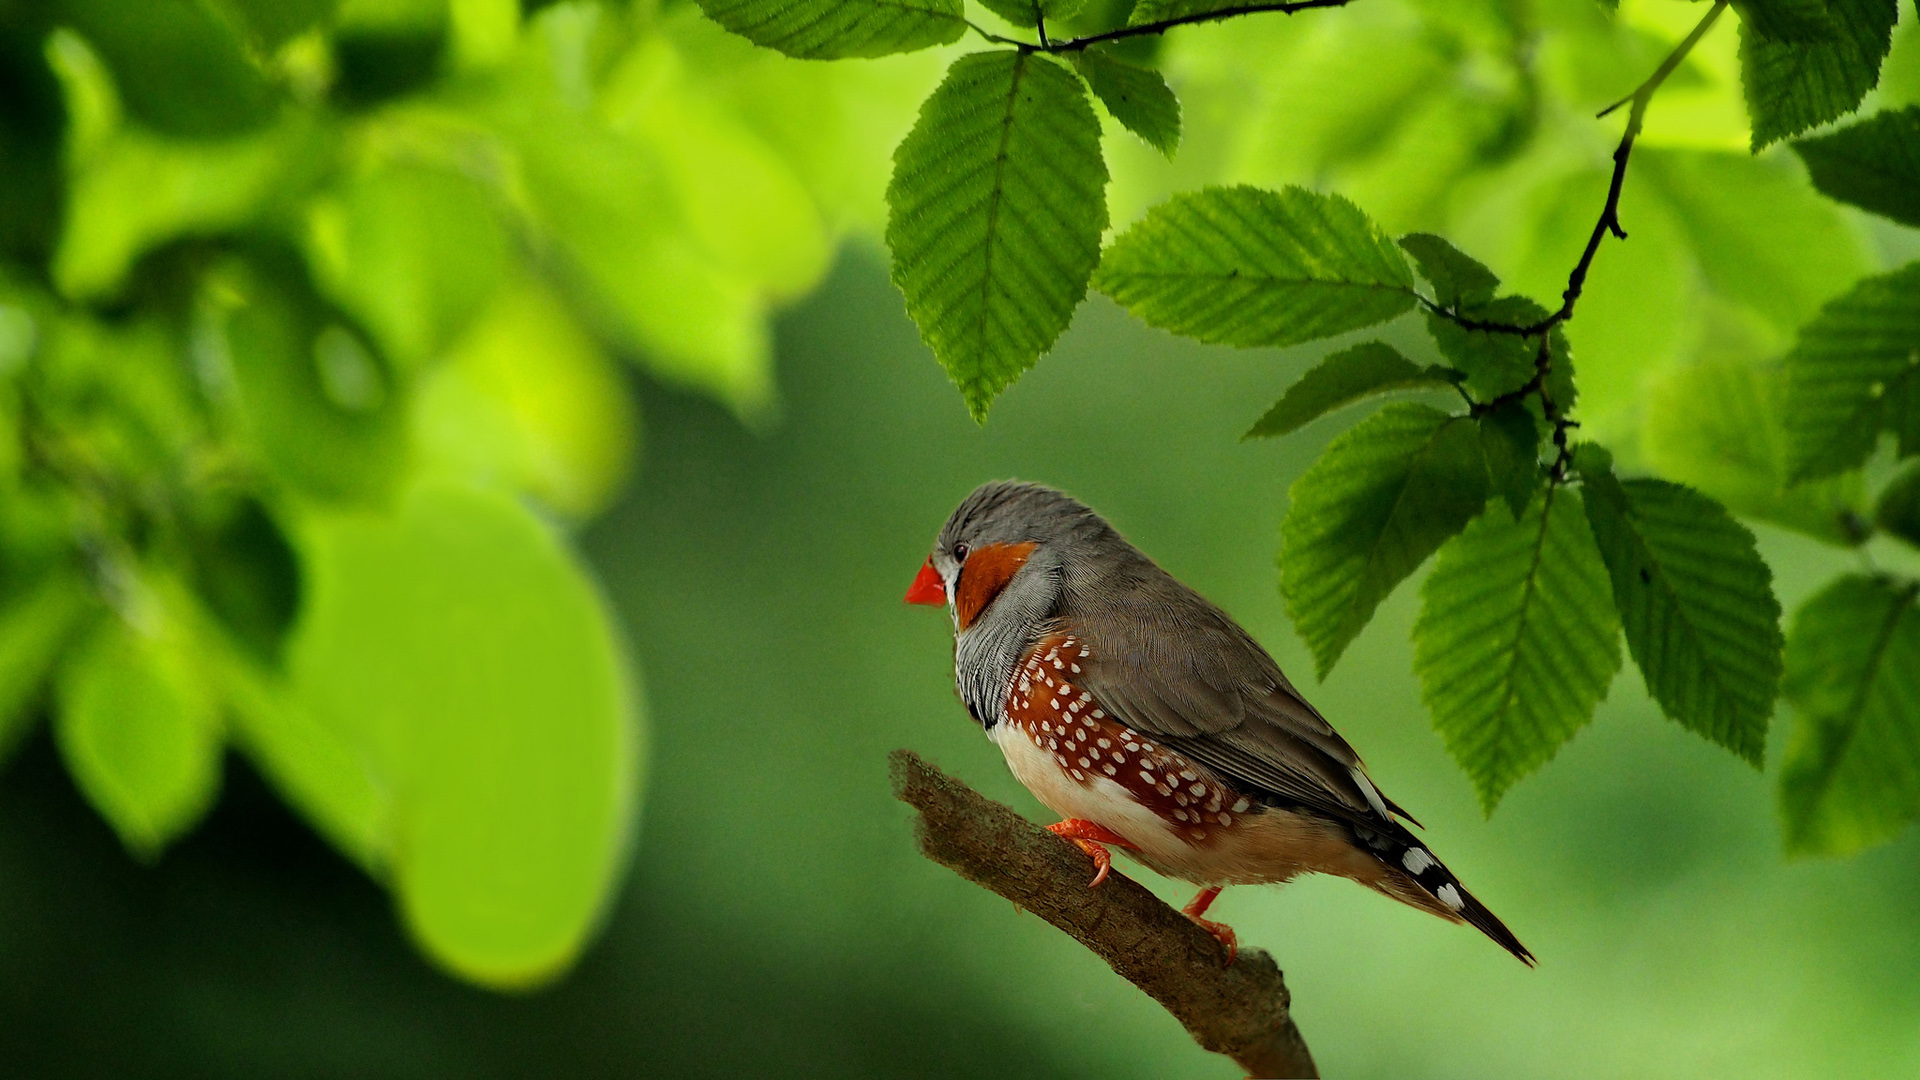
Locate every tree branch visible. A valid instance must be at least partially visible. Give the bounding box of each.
[889,749,1319,1080]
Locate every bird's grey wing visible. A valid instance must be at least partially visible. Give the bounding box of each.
[1066,581,1406,831]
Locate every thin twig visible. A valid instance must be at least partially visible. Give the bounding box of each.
[1417,0,1727,478]
[971,1,1359,53]
[1428,0,1729,340]
[1053,0,1358,51]
[890,750,1318,1080]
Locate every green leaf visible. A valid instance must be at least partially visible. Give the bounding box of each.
[978,0,1089,23]
[1875,462,1920,548]
[1128,0,1244,23]
[888,51,1108,422]
[1424,297,1575,409]
[1480,400,1542,522]
[217,0,341,51]
[1094,185,1416,349]
[694,0,965,59]
[55,0,277,137]
[1778,575,1920,855]
[1783,263,1920,481]
[414,277,639,520]
[1281,403,1491,678]
[216,635,391,873]
[288,482,641,988]
[304,163,511,373]
[1414,486,1622,812]
[202,248,409,505]
[1644,357,1867,545]
[46,31,324,301]
[1398,233,1499,309]
[1578,461,1783,764]
[1792,105,1920,228]
[489,50,775,417]
[1733,0,1837,43]
[1073,48,1181,156]
[1245,341,1455,439]
[1741,0,1897,150]
[54,603,223,859]
[0,569,98,765]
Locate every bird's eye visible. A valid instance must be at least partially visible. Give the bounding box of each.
[953,543,970,562]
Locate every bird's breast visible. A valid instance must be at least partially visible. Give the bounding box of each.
[991,634,1257,865]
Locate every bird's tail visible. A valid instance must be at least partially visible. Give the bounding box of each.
[1352,823,1535,966]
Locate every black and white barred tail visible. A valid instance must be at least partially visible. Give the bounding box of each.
[1353,822,1536,966]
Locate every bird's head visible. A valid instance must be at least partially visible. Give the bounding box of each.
[905,481,1111,630]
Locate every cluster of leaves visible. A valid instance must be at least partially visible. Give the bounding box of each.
[701,0,1920,850]
[0,0,917,986]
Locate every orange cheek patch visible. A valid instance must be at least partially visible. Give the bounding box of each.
[954,541,1038,629]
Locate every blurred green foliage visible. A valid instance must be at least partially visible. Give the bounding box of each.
[4,0,1920,1063]
[0,0,941,984]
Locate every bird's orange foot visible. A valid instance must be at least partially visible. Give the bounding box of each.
[1046,819,1137,888]
[1183,886,1239,965]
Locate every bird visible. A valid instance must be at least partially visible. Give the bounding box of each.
[905,480,1533,966]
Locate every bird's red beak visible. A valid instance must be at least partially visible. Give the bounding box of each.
[904,559,946,605]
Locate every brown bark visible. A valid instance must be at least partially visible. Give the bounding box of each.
[889,749,1318,1079]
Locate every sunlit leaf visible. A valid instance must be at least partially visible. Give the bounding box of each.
[602,33,832,303]
[1244,340,1454,439]
[1094,185,1415,349]
[888,50,1108,422]
[490,8,775,415]
[1779,575,1920,855]
[1577,452,1782,764]
[1792,104,1920,228]
[288,482,641,988]
[1281,403,1490,678]
[1782,263,1920,481]
[54,600,223,858]
[695,0,965,59]
[47,31,323,301]
[414,278,639,520]
[1414,485,1621,812]
[1741,0,1897,149]
[1074,47,1181,156]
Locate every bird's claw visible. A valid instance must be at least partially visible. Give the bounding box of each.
[1182,885,1238,965]
[1046,819,1135,889]
[1188,915,1238,965]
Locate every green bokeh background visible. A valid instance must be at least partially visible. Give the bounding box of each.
[6,247,1919,1078]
